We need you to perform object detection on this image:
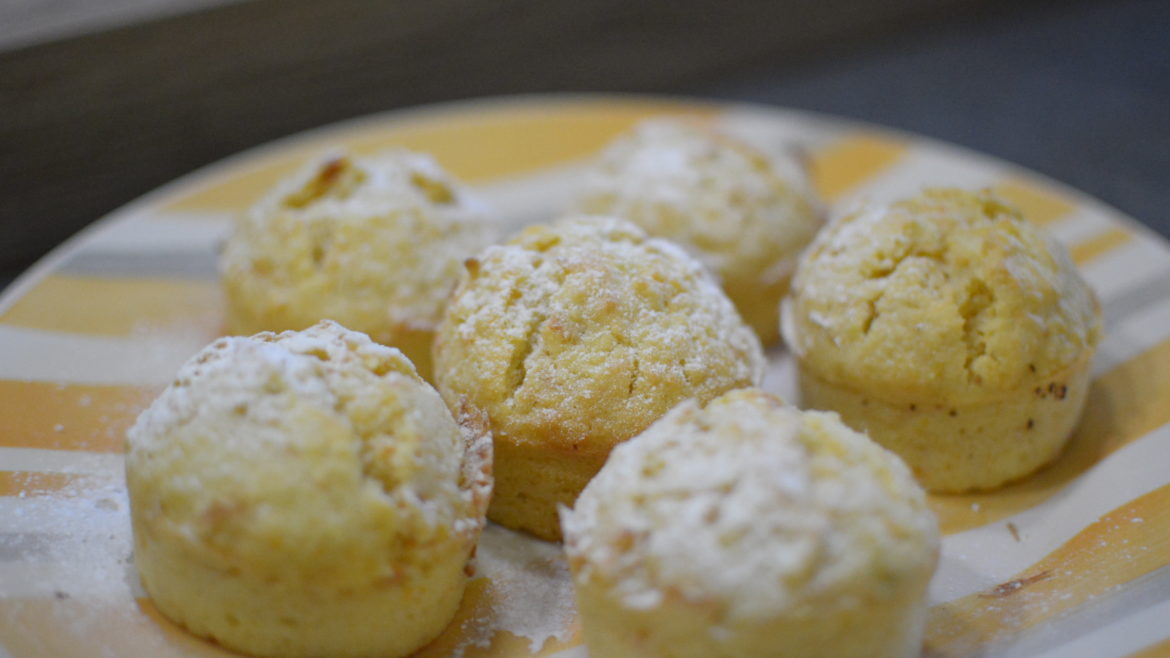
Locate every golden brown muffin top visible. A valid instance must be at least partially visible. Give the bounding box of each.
[434,215,764,456]
[784,188,1101,404]
[126,321,491,587]
[562,389,938,622]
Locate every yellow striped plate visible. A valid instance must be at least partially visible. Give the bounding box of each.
[2,95,1169,658]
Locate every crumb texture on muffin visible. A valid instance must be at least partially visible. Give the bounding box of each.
[785,188,1100,403]
[576,119,821,343]
[783,188,1102,491]
[434,215,764,539]
[126,320,491,658]
[562,389,938,657]
[220,150,498,378]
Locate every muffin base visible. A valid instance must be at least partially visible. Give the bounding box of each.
[134,526,469,658]
[727,276,790,346]
[488,439,609,542]
[796,356,1093,492]
[573,570,930,658]
[370,324,435,384]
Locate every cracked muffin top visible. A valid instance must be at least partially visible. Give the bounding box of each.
[433,215,764,456]
[783,188,1101,404]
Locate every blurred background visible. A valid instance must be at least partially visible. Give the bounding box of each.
[2,0,1167,291]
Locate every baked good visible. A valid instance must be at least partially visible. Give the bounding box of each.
[561,388,939,658]
[125,320,492,658]
[782,188,1102,492]
[574,119,821,344]
[219,150,498,381]
[433,215,764,540]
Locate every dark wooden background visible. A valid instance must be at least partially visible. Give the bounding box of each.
[2,0,1166,291]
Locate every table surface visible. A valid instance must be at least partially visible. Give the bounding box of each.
[1,0,1166,293]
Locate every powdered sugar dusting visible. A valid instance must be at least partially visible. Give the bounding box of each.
[563,389,938,622]
[2,473,134,602]
[449,525,578,656]
[575,120,819,276]
[574,120,822,341]
[0,469,153,658]
[437,216,765,444]
[126,321,479,549]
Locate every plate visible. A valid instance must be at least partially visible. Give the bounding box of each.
[2,95,1169,658]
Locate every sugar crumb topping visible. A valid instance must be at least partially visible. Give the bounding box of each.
[562,389,938,621]
[127,321,488,575]
[576,119,821,286]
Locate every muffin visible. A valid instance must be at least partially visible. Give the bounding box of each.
[575,119,822,344]
[433,216,764,541]
[561,389,939,658]
[783,188,1102,492]
[125,321,492,658]
[220,150,498,380]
